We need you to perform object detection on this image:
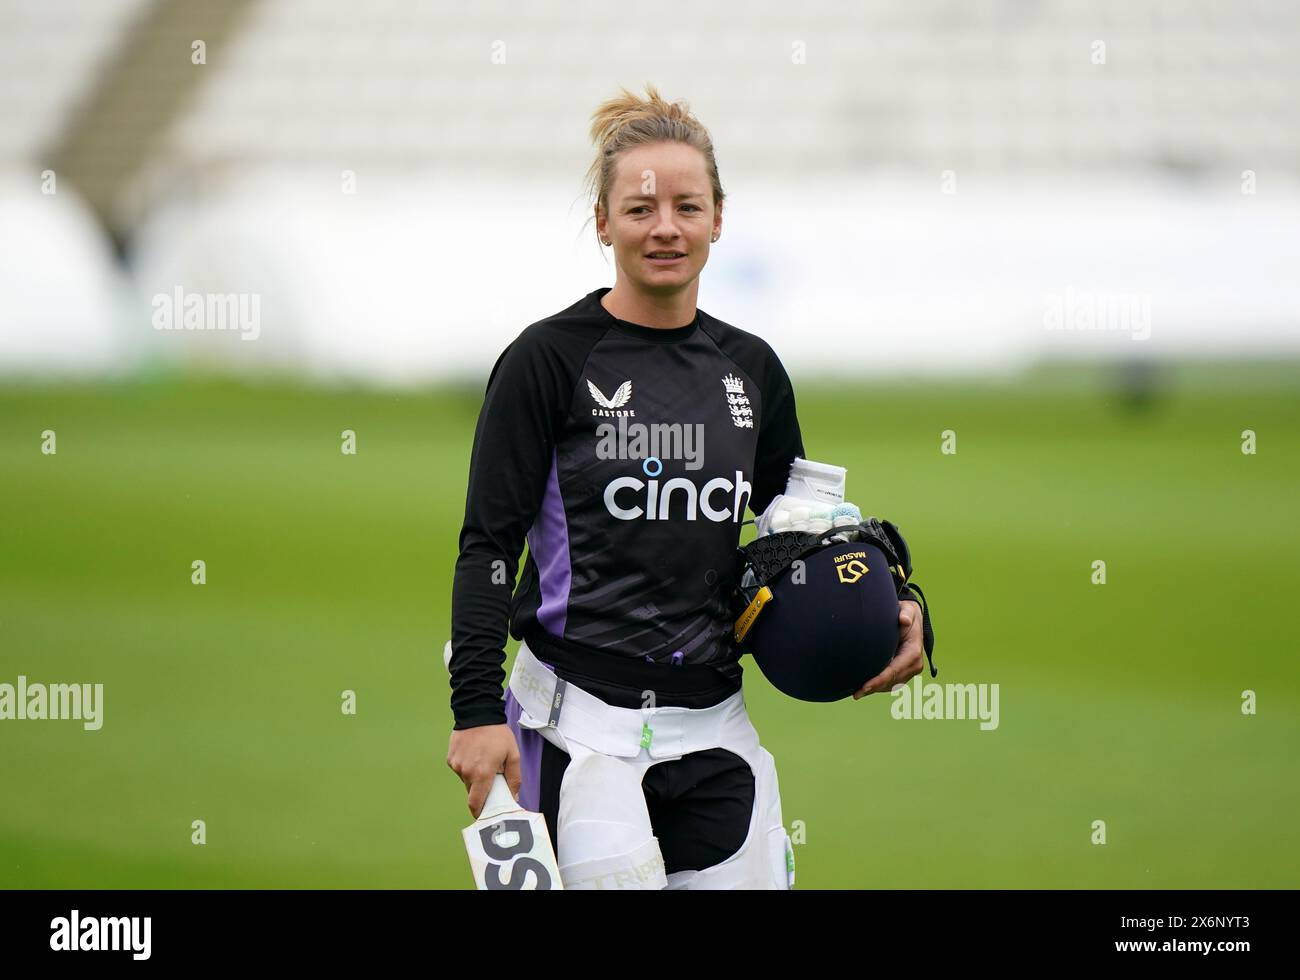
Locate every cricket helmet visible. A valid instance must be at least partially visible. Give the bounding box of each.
[730,518,937,702]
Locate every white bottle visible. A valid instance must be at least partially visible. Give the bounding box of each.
[783,458,846,508]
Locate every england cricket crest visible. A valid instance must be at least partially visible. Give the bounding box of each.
[722,374,753,428]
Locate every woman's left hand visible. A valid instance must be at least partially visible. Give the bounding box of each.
[852,599,924,700]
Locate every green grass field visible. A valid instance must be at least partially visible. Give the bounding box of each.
[2,365,1297,888]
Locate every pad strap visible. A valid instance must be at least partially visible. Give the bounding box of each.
[897,582,938,678]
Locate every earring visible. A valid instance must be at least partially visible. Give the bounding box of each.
[711,234,719,242]
[602,238,611,246]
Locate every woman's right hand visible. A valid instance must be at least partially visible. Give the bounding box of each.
[447,724,522,819]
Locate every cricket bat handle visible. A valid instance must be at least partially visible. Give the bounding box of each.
[479,773,518,821]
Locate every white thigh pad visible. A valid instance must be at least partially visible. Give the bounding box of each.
[556,746,667,890]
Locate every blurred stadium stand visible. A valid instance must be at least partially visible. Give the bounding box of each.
[1,0,1298,381]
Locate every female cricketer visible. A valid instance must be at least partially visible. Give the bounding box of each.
[446,85,927,889]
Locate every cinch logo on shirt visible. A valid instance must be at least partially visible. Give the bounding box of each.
[604,471,751,523]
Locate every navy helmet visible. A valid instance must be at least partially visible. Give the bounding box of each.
[730,519,937,702]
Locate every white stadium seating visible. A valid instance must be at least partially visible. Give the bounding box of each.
[1,0,1297,379]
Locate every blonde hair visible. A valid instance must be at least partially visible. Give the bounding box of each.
[585,84,725,233]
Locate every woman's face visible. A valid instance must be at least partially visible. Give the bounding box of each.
[597,140,722,296]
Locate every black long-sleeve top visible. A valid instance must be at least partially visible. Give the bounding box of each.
[449,287,805,729]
